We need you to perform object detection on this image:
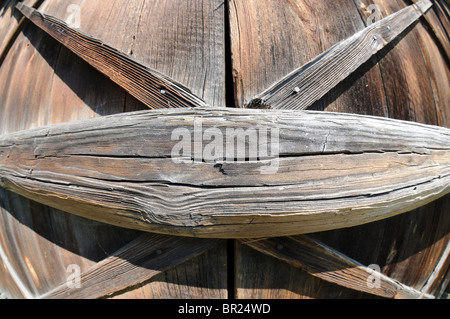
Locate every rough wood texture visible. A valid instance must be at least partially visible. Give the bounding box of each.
[0,0,449,299]
[241,236,434,299]
[0,0,40,62]
[16,3,210,109]
[42,234,220,299]
[413,0,450,61]
[245,0,432,110]
[234,241,372,299]
[0,108,448,238]
[0,0,226,299]
[111,241,228,299]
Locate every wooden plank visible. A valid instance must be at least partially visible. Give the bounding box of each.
[359,0,441,126]
[241,236,434,299]
[235,241,370,298]
[412,0,450,61]
[0,0,40,63]
[66,0,226,108]
[0,1,147,297]
[41,234,220,299]
[244,0,432,110]
[230,0,449,298]
[420,240,450,297]
[16,3,209,109]
[0,108,449,238]
[0,0,226,299]
[111,240,228,299]
[310,193,450,296]
[229,0,378,110]
[410,17,450,128]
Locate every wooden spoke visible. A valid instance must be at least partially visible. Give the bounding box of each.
[0,108,448,238]
[411,0,450,61]
[41,233,221,299]
[420,240,450,298]
[241,236,434,299]
[15,3,210,110]
[244,0,432,110]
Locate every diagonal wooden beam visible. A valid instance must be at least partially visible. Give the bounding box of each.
[411,0,450,62]
[241,236,435,299]
[419,239,450,298]
[15,3,209,110]
[245,0,432,110]
[0,108,449,238]
[40,233,221,299]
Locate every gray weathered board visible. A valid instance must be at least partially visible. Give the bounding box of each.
[0,108,449,238]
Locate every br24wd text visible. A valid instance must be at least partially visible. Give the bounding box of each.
[178,303,271,316]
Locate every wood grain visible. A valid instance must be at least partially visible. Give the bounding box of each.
[16,3,210,109]
[413,0,450,61]
[0,108,448,238]
[245,0,432,110]
[0,0,38,63]
[111,240,228,299]
[235,241,370,299]
[42,234,220,299]
[0,0,227,298]
[241,236,434,299]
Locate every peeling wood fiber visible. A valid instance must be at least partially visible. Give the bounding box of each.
[0,108,449,238]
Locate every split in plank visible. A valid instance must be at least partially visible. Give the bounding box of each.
[0,108,449,238]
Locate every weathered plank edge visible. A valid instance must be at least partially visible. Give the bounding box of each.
[241,236,435,299]
[40,233,221,299]
[0,108,449,238]
[245,0,432,110]
[15,3,209,110]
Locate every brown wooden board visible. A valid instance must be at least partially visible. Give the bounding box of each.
[0,109,448,238]
[111,241,228,299]
[0,0,40,62]
[0,0,227,298]
[229,0,449,299]
[0,0,448,299]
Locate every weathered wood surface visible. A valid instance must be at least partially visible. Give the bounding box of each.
[234,241,372,299]
[0,108,448,238]
[42,234,221,299]
[0,0,226,299]
[412,0,450,61]
[0,0,449,299]
[110,240,228,299]
[0,0,40,62]
[245,0,432,110]
[241,236,434,299]
[16,3,210,110]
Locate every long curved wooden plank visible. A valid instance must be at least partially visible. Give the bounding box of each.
[241,236,434,299]
[16,3,209,110]
[0,108,449,238]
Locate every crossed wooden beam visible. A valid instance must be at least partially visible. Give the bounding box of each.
[1,0,448,298]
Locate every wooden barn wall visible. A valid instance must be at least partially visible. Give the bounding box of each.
[0,0,449,299]
[229,0,450,298]
[0,0,227,299]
